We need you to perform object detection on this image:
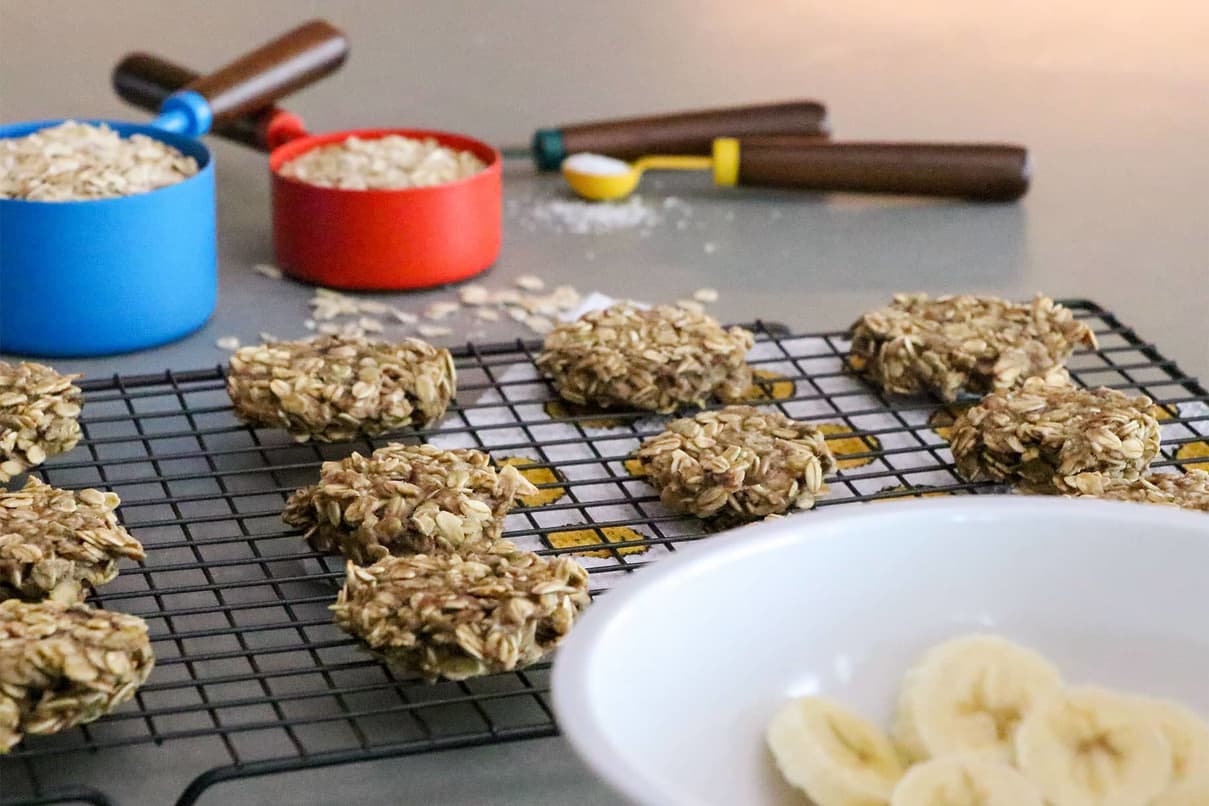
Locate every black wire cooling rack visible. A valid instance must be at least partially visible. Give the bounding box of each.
[2,301,1207,806]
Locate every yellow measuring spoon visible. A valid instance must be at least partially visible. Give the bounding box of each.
[561,139,740,201]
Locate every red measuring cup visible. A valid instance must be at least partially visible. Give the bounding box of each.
[114,55,501,291]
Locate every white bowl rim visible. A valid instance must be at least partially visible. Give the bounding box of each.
[550,496,1209,806]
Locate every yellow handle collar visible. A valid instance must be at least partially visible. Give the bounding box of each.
[712,138,740,187]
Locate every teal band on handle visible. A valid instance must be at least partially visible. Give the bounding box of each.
[532,128,565,171]
[151,90,214,139]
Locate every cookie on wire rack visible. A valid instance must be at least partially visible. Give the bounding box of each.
[636,405,836,522]
[0,360,83,482]
[1069,469,1209,513]
[226,335,456,443]
[849,294,1096,401]
[0,599,155,752]
[332,545,590,682]
[283,444,537,564]
[536,303,754,413]
[1,478,144,602]
[950,375,1160,493]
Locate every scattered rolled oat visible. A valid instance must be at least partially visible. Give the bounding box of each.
[417,324,453,339]
[252,263,283,280]
[1069,470,1209,513]
[310,291,354,321]
[849,294,1097,401]
[0,121,198,201]
[524,315,554,334]
[390,308,419,325]
[536,303,754,413]
[357,317,384,333]
[0,361,82,482]
[1,478,143,602]
[693,288,719,304]
[331,546,589,682]
[226,335,455,442]
[492,288,523,307]
[515,275,545,292]
[215,336,241,351]
[357,300,388,315]
[283,444,537,563]
[475,308,501,322]
[636,405,836,521]
[950,376,1161,493]
[0,599,154,752]
[279,134,485,190]
[459,284,491,306]
[424,301,460,320]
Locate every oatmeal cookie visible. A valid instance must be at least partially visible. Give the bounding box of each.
[332,546,589,681]
[950,377,1160,493]
[283,444,536,563]
[0,599,154,752]
[849,294,1095,401]
[1069,469,1209,513]
[226,335,456,442]
[0,361,83,482]
[636,405,836,521]
[1,478,143,602]
[536,303,753,413]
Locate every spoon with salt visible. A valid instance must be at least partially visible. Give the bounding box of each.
[561,137,1029,202]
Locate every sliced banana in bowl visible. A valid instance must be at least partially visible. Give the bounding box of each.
[889,755,1044,806]
[1140,696,1209,796]
[893,634,1063,764]
[766,696,904,806]
[1015,686,1174,806]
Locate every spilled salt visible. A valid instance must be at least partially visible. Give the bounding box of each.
[528,196,660,235]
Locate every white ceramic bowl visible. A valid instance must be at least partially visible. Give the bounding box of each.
[552,497,1209,806]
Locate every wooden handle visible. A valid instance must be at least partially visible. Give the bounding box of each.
[113,53,273,150]
[736,138,1030,201]
[557,101,829,161]
[183,19,347,124]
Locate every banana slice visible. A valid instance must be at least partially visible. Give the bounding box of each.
[1015,685,1173,806]
[1139,697,1209,798]
[894,634,1063,763]
[1150,783,1209,806]
[889,754,1045,806]
[767,696,905,806]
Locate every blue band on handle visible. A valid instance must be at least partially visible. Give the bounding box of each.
[532,128,565,171]
[151,90,213,138]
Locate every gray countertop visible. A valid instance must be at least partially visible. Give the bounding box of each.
[2,2,1207,804]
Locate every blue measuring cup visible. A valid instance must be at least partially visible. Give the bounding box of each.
[0,20,347,357]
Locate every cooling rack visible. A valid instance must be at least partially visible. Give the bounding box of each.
[2,301,1206,806]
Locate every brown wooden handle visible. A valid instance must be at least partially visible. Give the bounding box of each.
[113,53,274,150]
[557,101,829,161]
[183,19,348,124]
[736,138,1030,201]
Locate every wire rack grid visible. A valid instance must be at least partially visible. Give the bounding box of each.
[1,301,1206,806]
